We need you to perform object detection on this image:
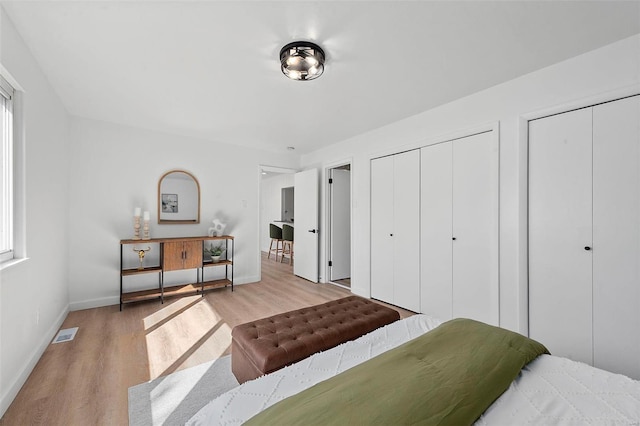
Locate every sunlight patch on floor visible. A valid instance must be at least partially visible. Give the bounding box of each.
[144,296,232,378]
[143,295,204,330]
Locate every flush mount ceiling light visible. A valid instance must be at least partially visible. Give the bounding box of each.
[280,41,325,81]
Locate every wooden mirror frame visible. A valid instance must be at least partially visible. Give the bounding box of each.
[157,169,201,224]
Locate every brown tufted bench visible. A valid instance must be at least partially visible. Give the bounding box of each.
[231,295,400,383]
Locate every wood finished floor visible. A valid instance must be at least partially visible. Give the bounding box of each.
[0,252,413,425]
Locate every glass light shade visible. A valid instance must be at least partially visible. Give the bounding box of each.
[280,41,325,81]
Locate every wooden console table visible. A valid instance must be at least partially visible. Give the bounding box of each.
[119,235,234,310]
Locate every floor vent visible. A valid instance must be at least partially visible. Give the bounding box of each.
[52,327,78,344]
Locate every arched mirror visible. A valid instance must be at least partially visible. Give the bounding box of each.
[157,170,200,224]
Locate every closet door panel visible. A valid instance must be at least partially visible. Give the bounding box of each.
[371,156,394,304]
[420,143,453,320]
[529,108,593,365]
[393,150,421,312]
[452,131,499,326]
[593,95,640,378]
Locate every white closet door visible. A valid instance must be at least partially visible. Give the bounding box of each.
[592,95,640,379]
[529,108,593,365]
[371,156,394,304]
[393,150,421,312]
[420,143,453,320]
[452,131,499,326]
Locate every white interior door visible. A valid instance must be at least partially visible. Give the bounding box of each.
[529,108,593,365]
[371,156,394,303]
[294,168,319,282]
[393,150,421,312]
[452,131,499,326]
[420,142,453,321]
[329,168,351,281]
[592,95,640,378]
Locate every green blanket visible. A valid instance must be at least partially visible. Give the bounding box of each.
[244,318,548,426]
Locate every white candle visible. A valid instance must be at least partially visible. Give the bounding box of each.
[143,211,150,221]
[134,207,141,217]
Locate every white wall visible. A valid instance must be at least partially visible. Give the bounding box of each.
[302,34,640,334]
[0,8,71,417]
[67,117,299,309]
[260,173,295,252]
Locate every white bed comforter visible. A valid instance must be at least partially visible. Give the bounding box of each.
[187,315,640,425]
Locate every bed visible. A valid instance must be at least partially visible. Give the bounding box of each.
[187,315,640,425]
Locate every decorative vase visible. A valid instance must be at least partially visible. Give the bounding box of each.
[211,255,221,263]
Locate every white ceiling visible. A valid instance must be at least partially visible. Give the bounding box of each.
[2,1,639,154]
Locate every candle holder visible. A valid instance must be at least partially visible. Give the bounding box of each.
[133,215,141,240]
[142,219,150,240]
[133,246,151,270]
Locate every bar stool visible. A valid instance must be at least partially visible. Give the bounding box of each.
[268,224,283,261]
[281,224,294,265]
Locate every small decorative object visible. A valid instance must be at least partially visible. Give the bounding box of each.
[142,211,151,240]
[204,244,224,263]
[133,246,151,270]
[208,219,227,237]
[133,207,141,240]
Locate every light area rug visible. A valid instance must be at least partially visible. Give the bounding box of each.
[128,355,239,426]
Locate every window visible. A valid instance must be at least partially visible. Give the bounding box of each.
[0,74,14,263]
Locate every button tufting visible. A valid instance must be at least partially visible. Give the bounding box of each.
[230,296,400,383]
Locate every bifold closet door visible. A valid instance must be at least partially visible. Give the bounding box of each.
[592,95,640,378]
[371,150,420,312]
[529,107,593,365]
[392,150,420,312]
[420,131,498,324]
[451,132,499,325]
[420,142,453,320]
[371,155,394,304]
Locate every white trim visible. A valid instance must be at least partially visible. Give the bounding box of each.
[11,90,26,259]
[0,81,13,262]
[519,85,640,337]
[322,158,353,289]
[257,164,300,282]
[260,165,297,174]
[233,275,259,285]
[0,304,68,418]
[0,256,28,271]
[522,84,640,122]
[368,120,497,162]
[0,75,13,100]
[257,165,263,284]
[517,115,529,337]
[69,296,119,311]
[494,123,501,328]
[0,64,24,93]
[69,277,258,311]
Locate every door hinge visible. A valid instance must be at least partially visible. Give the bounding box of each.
[329,178,333,184]
[328,260,333,267]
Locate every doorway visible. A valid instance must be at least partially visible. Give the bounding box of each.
[258,165,297,280]
[328,164,351,288]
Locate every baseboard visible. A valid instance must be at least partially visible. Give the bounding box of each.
[69,296,119,311]
[69,276,260,311]
[234,275,259,285]
[350,287,369,299]
[0,304,69,418]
